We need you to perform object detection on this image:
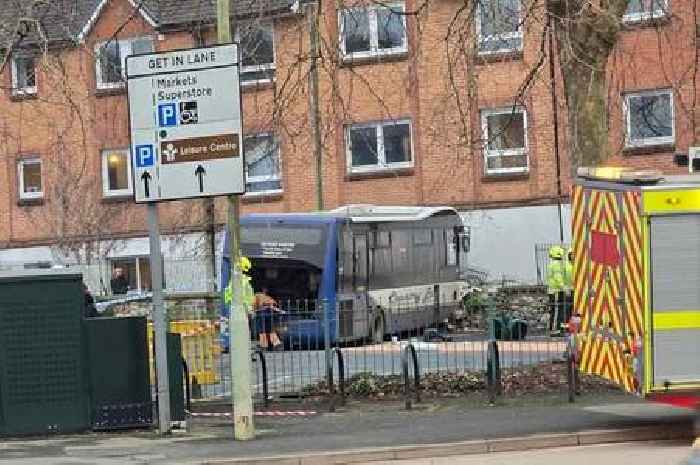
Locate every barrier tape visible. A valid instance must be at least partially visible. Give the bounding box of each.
[186,410,318,417]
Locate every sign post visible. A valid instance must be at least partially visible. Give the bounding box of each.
[126,42,246,436]
[147,203,169,433]
[217,0,256,440]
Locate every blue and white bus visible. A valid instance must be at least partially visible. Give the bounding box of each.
[220,205,470,349]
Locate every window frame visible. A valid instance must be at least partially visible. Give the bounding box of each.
[624,88,675,149]
[623,0,669,23]
[338,2,408,60]
[481,106,529,175]
[345,119,414,174]
[243,133,283,196]
[11,54,37,96]
[101,148,133,197]
[17,158,43,200]
[236,21,276,86]
[94,36,153,90]
[476,0,523,55]
[110,255,158,294]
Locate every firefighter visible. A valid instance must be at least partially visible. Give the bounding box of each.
[224,256,255,316]
[563,247,574,326]
[546,245,566,335]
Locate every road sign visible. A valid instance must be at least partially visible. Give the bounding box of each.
[126,44,244,202]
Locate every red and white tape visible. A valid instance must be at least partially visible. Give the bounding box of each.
[186,410,318,418]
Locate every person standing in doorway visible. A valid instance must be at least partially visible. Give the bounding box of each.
[110,267,129,295]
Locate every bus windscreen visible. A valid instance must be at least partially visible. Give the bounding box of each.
[240,225,327,268]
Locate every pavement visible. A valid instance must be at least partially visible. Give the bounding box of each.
[0,393,695,465]
[352,441,693,465]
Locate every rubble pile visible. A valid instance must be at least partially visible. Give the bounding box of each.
[303,363,618,400]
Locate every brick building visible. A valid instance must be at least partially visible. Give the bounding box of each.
[0,0,697,288]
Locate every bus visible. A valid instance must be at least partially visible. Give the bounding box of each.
[219,205,470,349]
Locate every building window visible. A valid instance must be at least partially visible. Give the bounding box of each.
[110,256,158,294]
[238,21,276,84]
[12,55,36,95]
[477,0,522,54]
[340,3,407,60]
[95,37,153,89]
[244,134,282,194]
[346,120,413,173]
[624,89,674,148]
[481,107,528,174]
[23,261,52,270]
[17,158,43,200]
[101,149,132,197]
[624,0,668,22]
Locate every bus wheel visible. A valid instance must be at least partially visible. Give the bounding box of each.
[371,313,385,344]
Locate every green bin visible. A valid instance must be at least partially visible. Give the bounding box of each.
[0,271,90,435]
[86,317,152,430]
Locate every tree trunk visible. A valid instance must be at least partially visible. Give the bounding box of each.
[551,0,630,169]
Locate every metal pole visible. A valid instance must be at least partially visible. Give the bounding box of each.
[147,203,170,434]
[307,1,324,210]
[547,15,564,244]
[218,0,255,440]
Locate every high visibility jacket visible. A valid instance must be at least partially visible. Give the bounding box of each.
[563,259,574,291]
[547,257,566,294]
[224,273,255,314]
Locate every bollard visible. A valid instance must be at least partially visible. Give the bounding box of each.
[486,340,501,405]
[566,345,578,403]
[321,300,336,412]
[253,348,270,407]
[182,358,192,413]
[333,347,346,407]
[402,343,420,410]
[191,375,203,400]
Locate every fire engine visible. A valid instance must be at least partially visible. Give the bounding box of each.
[573,166,700,406]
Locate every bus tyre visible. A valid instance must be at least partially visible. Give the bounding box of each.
[371,314,385,344]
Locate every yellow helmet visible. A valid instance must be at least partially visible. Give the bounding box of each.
[237,256,252,272]
[549,246,565,259]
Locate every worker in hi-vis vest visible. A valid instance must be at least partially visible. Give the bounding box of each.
[224,256,255,316]
[546,245,566,334]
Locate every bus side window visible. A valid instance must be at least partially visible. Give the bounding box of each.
[446,228,457,267]
[352,234,368,292]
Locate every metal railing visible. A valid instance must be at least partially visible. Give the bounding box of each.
[86,289,573,405]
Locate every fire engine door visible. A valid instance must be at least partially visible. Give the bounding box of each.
[650,214,700,387]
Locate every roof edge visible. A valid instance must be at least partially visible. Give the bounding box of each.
[77,0,157,43]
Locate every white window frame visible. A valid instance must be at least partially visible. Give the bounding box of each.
[623,0,669,23]
[94,36,152,90]
[17,158,43,200]
[101,149,133,197]
[339,2,408,60]
[11,54,37,96]
[236,21,276,87]
[345,119,414,174]
[476,0,523,55]
[624,89,675,148]
[243,133,283,196]
[481,107,529,175]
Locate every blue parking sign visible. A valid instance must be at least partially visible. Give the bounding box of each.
[134,144,155,167]
[158,103,177,127]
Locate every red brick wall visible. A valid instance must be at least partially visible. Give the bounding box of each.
[0,0,697,249]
